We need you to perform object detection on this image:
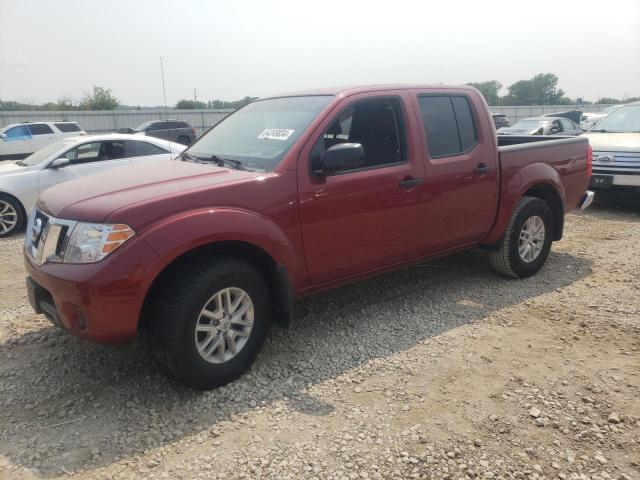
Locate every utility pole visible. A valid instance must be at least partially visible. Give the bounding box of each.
[194,88,197,104]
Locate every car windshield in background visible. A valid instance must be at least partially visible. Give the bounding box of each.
[20,140,74,166]
[590,105,640,132]
[511,120,548,130]
[186,95,332,171]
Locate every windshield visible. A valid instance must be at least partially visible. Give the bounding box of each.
[134,121,155,131]
[20,140,75,166]
[590,105,640,132]
[511,119,548,130]
[601,105,620,115]
[186,95,332,171]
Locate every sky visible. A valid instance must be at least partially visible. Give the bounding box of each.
[1,0,639,106]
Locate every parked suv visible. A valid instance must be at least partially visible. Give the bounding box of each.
[0,122,86,160]
[120,120,196,145]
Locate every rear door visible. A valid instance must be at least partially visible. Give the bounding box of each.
[414,91,499,252]
[28,124,57,152]
[298,91,428,285]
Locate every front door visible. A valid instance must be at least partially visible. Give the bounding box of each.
[415,92,499,252]
[298,92,428,285]
[38,140,132,193]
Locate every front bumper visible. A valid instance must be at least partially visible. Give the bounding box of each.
[24,236,159,345]
[578,191,594,210]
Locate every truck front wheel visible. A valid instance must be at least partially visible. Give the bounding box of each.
[149,256,271,390]
[490,196,553,279]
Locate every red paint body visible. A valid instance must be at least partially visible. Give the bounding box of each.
[24,85,590,344]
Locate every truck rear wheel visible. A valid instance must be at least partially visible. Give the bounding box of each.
[490,196,553,279]
[149,256,271,390]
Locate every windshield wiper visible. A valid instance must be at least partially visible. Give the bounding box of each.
[210,155,245,170]
[15,160,26,166]
[180,151,201,162]
[589,129,608,132]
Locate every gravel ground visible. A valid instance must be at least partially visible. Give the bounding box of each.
[0,193,639,480]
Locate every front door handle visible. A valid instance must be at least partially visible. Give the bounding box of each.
[474,163,490,175]
[398,177,424,189]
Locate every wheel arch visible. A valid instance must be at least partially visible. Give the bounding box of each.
[140,240,293,331]
[521,183,564,240]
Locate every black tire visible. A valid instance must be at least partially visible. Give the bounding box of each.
[177,135,191,146]
[148,256,271,390]
[490,196,553,279]
[0,194,25,238]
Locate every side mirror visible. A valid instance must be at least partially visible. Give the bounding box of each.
[0,133,7,140]
[50,158,70,169]
[534,127,544,135]
[315,143,365,175]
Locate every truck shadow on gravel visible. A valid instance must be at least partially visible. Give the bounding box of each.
[0,249,592,477]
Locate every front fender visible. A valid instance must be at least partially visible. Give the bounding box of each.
[139,206,301,287]
[483,161,565,245]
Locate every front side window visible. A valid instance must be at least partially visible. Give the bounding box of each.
[4,125,31,139]
[560,119,574,131]
[29,124,54,135]
[187,95,332,171]
[311,97,406,172]
[418,95,478,158]
[61,141,126,164]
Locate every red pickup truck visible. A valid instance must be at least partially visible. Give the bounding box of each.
[24,85,593,389]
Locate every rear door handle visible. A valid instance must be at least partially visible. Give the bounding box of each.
[474,163,490,175]
[398,177,424,189]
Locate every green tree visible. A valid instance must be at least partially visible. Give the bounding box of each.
[466,81,502,105]
[176,99,206,109]
[503,73,566,105]
[79,86,120,110]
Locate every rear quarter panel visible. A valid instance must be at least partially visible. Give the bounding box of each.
[483,136,589,245]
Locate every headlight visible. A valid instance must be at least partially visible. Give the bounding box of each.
[63,223,135,263]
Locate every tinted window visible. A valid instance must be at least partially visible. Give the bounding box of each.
[311,97,405,172]
[418,95,478,157]
[418,96,460,157]
[4,125,31,138]
[54,122,81,132]
[29,124,54,135]
[132,141,168,156]
[451,97,477,151]
[148,122,168,131]
[168,121,188,129]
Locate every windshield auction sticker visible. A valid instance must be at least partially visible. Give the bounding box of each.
[257,128,295,141]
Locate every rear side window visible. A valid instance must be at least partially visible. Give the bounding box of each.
[131,141,168,156]
[54,122,81,132]
[28,124,54,135]
[418,95,478,158]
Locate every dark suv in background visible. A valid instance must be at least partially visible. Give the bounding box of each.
[120,120,196,145]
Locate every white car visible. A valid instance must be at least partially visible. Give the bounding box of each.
[583,102,640,192]
[0,122,86,161]
[0,134,186,236]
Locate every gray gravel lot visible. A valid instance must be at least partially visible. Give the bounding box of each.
[0,193,639,479]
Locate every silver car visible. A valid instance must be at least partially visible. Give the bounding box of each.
[497,116,582,136]
[0,134,185,236]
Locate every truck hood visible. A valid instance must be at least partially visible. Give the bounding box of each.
[38,159,260,224]
[583,132,640,152]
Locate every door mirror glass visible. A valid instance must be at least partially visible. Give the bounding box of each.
[316,143,365,174]
[0,133,6,140]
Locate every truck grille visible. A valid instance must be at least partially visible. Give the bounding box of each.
[592,151,640,175]
[24,209,77,265]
